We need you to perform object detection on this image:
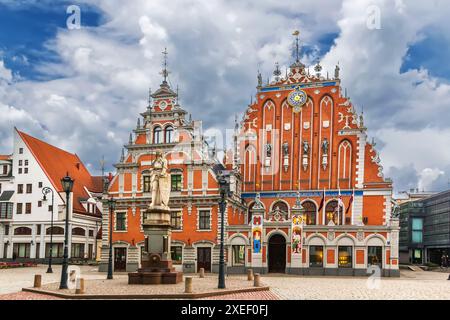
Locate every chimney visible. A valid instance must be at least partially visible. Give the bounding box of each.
[76,162,80,170]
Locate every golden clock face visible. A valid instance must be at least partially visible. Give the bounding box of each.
[288,87,307,113]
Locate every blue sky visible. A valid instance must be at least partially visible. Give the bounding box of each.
[0,0,449,193]
[0,2,103,80]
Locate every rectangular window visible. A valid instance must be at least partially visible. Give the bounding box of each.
[24,168,28,174]
[309,246,323,267]
[18,168,22,174]
[26,184,32,193]
[2,165,6,175]
[25,203,31,214]
[368,246,382,267]
[89,230,94,237]
[143,176,151,192]
[19,148,23,154]
[338,246,353,268]
[71,243,85,258]
[116,213,126,231]
[232,245,245,266]
[199,210,211,230]
[19,160,23,166]
[36,225,41,235]
[411,218,423,244]
[17,184,23,194]
[45,243,64,258]
[171,246,182,264]
[38,201,42,207]
[13,243,31,258]
[0,203,13,219]
[171,174,182,192]
[16,203,23,214]
[38,182,43,188]
[24,160,28,166]
[171,211,182,230]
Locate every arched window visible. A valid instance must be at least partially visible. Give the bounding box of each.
[14,227,32,235]
[165,126,174,143]
[72,227,86,236]
[46,226,64,235]
[153,126,162,144]
[325,200,342,225]
[302,201,317,225]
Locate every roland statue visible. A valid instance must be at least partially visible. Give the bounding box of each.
[149,150,170,211]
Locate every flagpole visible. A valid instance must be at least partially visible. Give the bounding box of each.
[351,187,355,225]
[322,187,326,225]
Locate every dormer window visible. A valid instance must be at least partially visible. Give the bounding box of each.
[153,126,162,144]
[165,126,174,143]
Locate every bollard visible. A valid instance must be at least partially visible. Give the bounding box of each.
[254,273,261,287]
[33,274,42,288]
[185,277,193,293]
[247,269,254,281]
[75,278,85,294]
[199,268,205,278]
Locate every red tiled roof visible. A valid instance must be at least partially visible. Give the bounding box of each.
[0,155,11,160]
[17,129,101,216]
[91,176,104,193]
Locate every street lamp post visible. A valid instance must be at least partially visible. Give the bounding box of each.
[42,187,54,273]
[217,171,230,289]
[59,173,74,289]
[107,197,115,280]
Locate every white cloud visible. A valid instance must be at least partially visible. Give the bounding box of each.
[0,0,449,192]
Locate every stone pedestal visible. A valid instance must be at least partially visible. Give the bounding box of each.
[128,206,183,285]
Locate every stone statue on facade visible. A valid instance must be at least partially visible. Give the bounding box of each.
[150,150,170,210]
[321,138,329,155]
[302,140,309,155]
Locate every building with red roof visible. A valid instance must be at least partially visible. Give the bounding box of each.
[0,129,103,262]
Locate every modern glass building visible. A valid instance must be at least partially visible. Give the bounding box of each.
[399,190,450,265]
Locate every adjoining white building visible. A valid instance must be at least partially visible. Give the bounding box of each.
[0,129,103,262]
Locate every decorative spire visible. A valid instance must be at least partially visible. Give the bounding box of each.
[137,117,141,129]
[175,85,180,106]
[129,133,133,145]
[292,30,300,62]
[257,70,262,88]
[120,148,125,162]
[160,47,170,85]
[273,62,281,82]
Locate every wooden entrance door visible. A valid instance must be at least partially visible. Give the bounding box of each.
[268,234,286,273]
[114,247,127,271]
[197,247,211,272]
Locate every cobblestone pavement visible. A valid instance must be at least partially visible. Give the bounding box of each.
[199,290,279,300]
[0,264,105,295]
[0,291,63,300]
[261,270,450,300]
[1,265,449,300]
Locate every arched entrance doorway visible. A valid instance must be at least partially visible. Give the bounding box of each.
[268,234,286,273]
